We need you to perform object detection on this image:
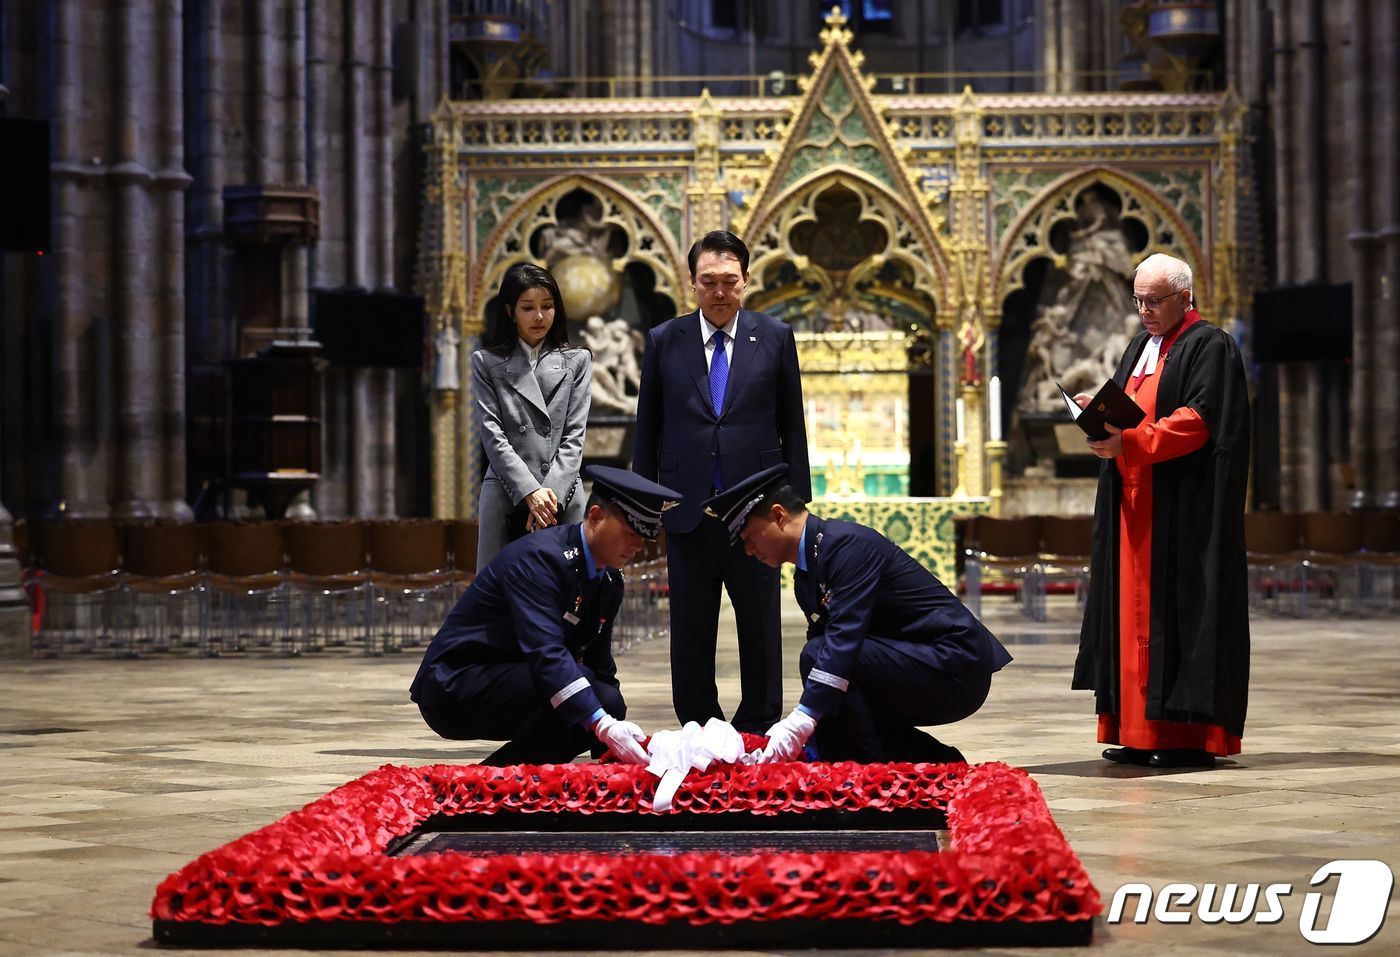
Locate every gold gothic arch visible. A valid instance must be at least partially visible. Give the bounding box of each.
[745,170,946,317]
[421,5,1255,517]
[732,11,950,313]
[469,174,688,331]
[994,167,1210,317]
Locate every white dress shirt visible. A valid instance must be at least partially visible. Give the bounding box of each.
[699,311,735,372]
[518,337,543,369]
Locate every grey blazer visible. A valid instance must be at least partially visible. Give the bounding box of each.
[472,342,592,567]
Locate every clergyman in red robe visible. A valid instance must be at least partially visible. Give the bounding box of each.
[1072,252,1251,769]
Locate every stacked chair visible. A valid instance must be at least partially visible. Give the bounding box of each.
[1296,512,1364,617]
[1034,516,1094,617]
[283,521,372,655]
[1244,511,1301,615]
[368,520,453,654]
[962,516,1043,621]
[118,522,205,656]
[205,521,290,655]
[959,509,1395,622]
[616,533,670,655]
[30,520,123,655]
[1242,510,1400,618]
[15,514,674,657]
[1358,511,1399,615]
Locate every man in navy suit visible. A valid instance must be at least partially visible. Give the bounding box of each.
[633,230,810,734]
[410,466,683,766]
[704,465,1012,763]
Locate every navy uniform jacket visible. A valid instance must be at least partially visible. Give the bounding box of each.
[633,308,810,533]
[794,516,1014,715]
[409,523,623,726]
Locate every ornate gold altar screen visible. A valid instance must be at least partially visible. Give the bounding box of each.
[418,11,1256,580]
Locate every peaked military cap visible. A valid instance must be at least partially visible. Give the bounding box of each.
[584,465,682,540]
[701,463,792,544]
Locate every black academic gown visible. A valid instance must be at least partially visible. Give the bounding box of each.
[1072,319,1251,737]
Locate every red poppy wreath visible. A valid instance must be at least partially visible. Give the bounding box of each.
[152,755,1100,948]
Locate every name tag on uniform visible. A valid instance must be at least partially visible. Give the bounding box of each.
[563,612,580,624]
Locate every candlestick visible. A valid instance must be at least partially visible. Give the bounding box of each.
[988,375,1003,441]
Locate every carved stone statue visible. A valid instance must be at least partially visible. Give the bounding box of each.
[433,324,460,392]
[538,204,613,265]
[1016,188,1138,415]
[1054,310,1140,400]
[579,315,642,415]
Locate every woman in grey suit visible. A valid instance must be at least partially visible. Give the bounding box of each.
[473,263,593,567]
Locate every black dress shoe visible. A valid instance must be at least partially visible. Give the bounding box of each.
[1102,746,1152,765]
[885,727,966,764]
[1148,749,1217,768]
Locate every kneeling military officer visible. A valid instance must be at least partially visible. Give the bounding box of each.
[704,465,1012,764]
[411,465,682,766]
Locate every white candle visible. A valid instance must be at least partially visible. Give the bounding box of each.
[955,398,966,444]
[988,375,1003,441]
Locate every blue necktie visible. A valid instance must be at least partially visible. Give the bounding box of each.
[709,329,729,489]
[709,329,729,414]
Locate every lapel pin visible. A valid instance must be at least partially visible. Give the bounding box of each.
[749,336,757,342]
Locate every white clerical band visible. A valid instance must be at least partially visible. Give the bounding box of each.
[550,676,590,709]
[1130,334,1164,379]
[808,668,849,692]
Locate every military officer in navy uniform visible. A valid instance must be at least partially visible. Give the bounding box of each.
[703,465,1013,764]
[410,466,683,766]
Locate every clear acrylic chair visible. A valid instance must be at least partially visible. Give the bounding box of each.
[1244,512,1302,616]
[118,522,205,656]
[1297,512,1364,617]
[1357,511,1399,616]
[1035,516,1093,614]
[963,516,1043,621]
[31,521,123,656]
[284,521,371,654]
[205,521,290,655]
[369,520,453,654]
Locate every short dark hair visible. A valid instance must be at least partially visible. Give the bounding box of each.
[754,483,808,519]
[483,262,573,357]
[688,230,750,277]
[585,492,625,522]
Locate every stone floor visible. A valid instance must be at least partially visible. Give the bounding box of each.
[0,598,1397,956]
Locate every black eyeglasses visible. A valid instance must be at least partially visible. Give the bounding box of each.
[1131,290,1185,311]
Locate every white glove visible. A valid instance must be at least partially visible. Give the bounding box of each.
[760,708,818,763]
[593,714,649,765]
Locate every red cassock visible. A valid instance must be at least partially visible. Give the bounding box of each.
[1096,314,1242,756]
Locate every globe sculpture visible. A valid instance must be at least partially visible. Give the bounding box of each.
[553,253,621,319]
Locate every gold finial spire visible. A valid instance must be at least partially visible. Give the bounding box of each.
[820,5,854,46]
